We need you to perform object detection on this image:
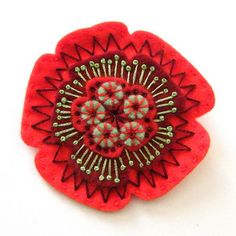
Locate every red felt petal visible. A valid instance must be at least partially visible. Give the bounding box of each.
[130,119,210,200]
[56,22,131,68]
[21,54,67,147]
[35,144,131,211]
[129,31,215,119]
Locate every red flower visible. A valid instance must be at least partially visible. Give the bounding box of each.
[21,22,215,211]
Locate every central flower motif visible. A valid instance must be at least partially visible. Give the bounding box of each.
[51,53,179,186]
[70,77,158,158]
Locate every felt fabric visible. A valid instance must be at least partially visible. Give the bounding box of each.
[21,22,215,211]
[69,76,158,157]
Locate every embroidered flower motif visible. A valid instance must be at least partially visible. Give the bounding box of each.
[120,121,145,146]
[124,95,149,119]
[80,100,105,125]
[97,81,124,106]
[21,22,215,211]
[93,122,119,148]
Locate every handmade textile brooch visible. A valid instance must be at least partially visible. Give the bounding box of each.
[21,22,215,211]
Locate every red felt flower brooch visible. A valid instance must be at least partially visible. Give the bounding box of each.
[21,22,215,211]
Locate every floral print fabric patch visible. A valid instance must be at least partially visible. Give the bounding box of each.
[21,22,215,211]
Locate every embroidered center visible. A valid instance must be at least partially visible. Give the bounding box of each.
[52,54,178,184]
[69,76,158,160]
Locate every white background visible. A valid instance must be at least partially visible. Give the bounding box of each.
[0,0,235,235]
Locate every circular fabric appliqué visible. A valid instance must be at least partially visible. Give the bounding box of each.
[120,121,145,146]
[93,122,119,148]
[97,81,124,106]
[80,100,105,125]
[124,95,149,119]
